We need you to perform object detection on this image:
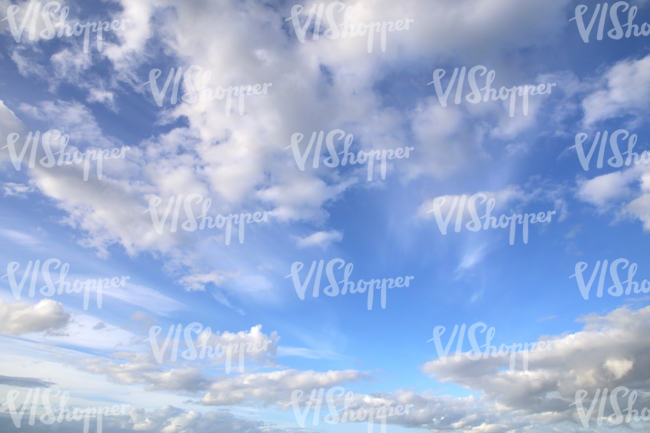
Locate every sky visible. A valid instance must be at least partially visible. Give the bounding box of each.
[1,0,650,432]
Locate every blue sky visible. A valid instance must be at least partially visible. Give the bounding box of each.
[1,0,650,432]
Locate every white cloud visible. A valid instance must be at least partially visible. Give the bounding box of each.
[2,182,34,198]
[422,305,650,427]
[18,100,119,148]
[178,271,234,292]
[73,325,280,391]
[582,54,650,126]
[576,171,636,208]
[0,299,70,335]
[294,230,343,249]
[0,0,580,313]
[201,369,367,406]
[576,163,650,229]
[0,404,301,433]
[0,99,26,167]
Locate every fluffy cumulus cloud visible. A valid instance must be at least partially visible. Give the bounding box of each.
[420,305,650,430]
[14,304,650,432]
[5,1,650,433]
[577,163,650,229]
[0,0,576,262]
[250,306,650,432]
[0,0,587,320]
[582,54,650,126]
[0,299,70,335]
[574,54,650,227]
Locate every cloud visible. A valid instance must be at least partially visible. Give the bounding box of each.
[0,0,581,318]
[0,0,576,260]
[75,352,211,392]
[456,244,488,272]
[576,171,636,208]
[73,325,280,391]
[0,375,55,388]
[277,346,347,361]
[421,305,650,428]
[18,100,119,148]
[0,405,301,433]
[25,313,142,352]
[2,182,35,198]
[0,99,26,166]
[294,230,343,249]
[417,181,561,221]
[0,228,42,247]
[101,281,187,316]
[576,163,650,229]
[42,304,650,431]
[582,54,650,126]
[127,406,302,433]
[178,271,233,292]
[0,299,70,335]
[201,369,367,406]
